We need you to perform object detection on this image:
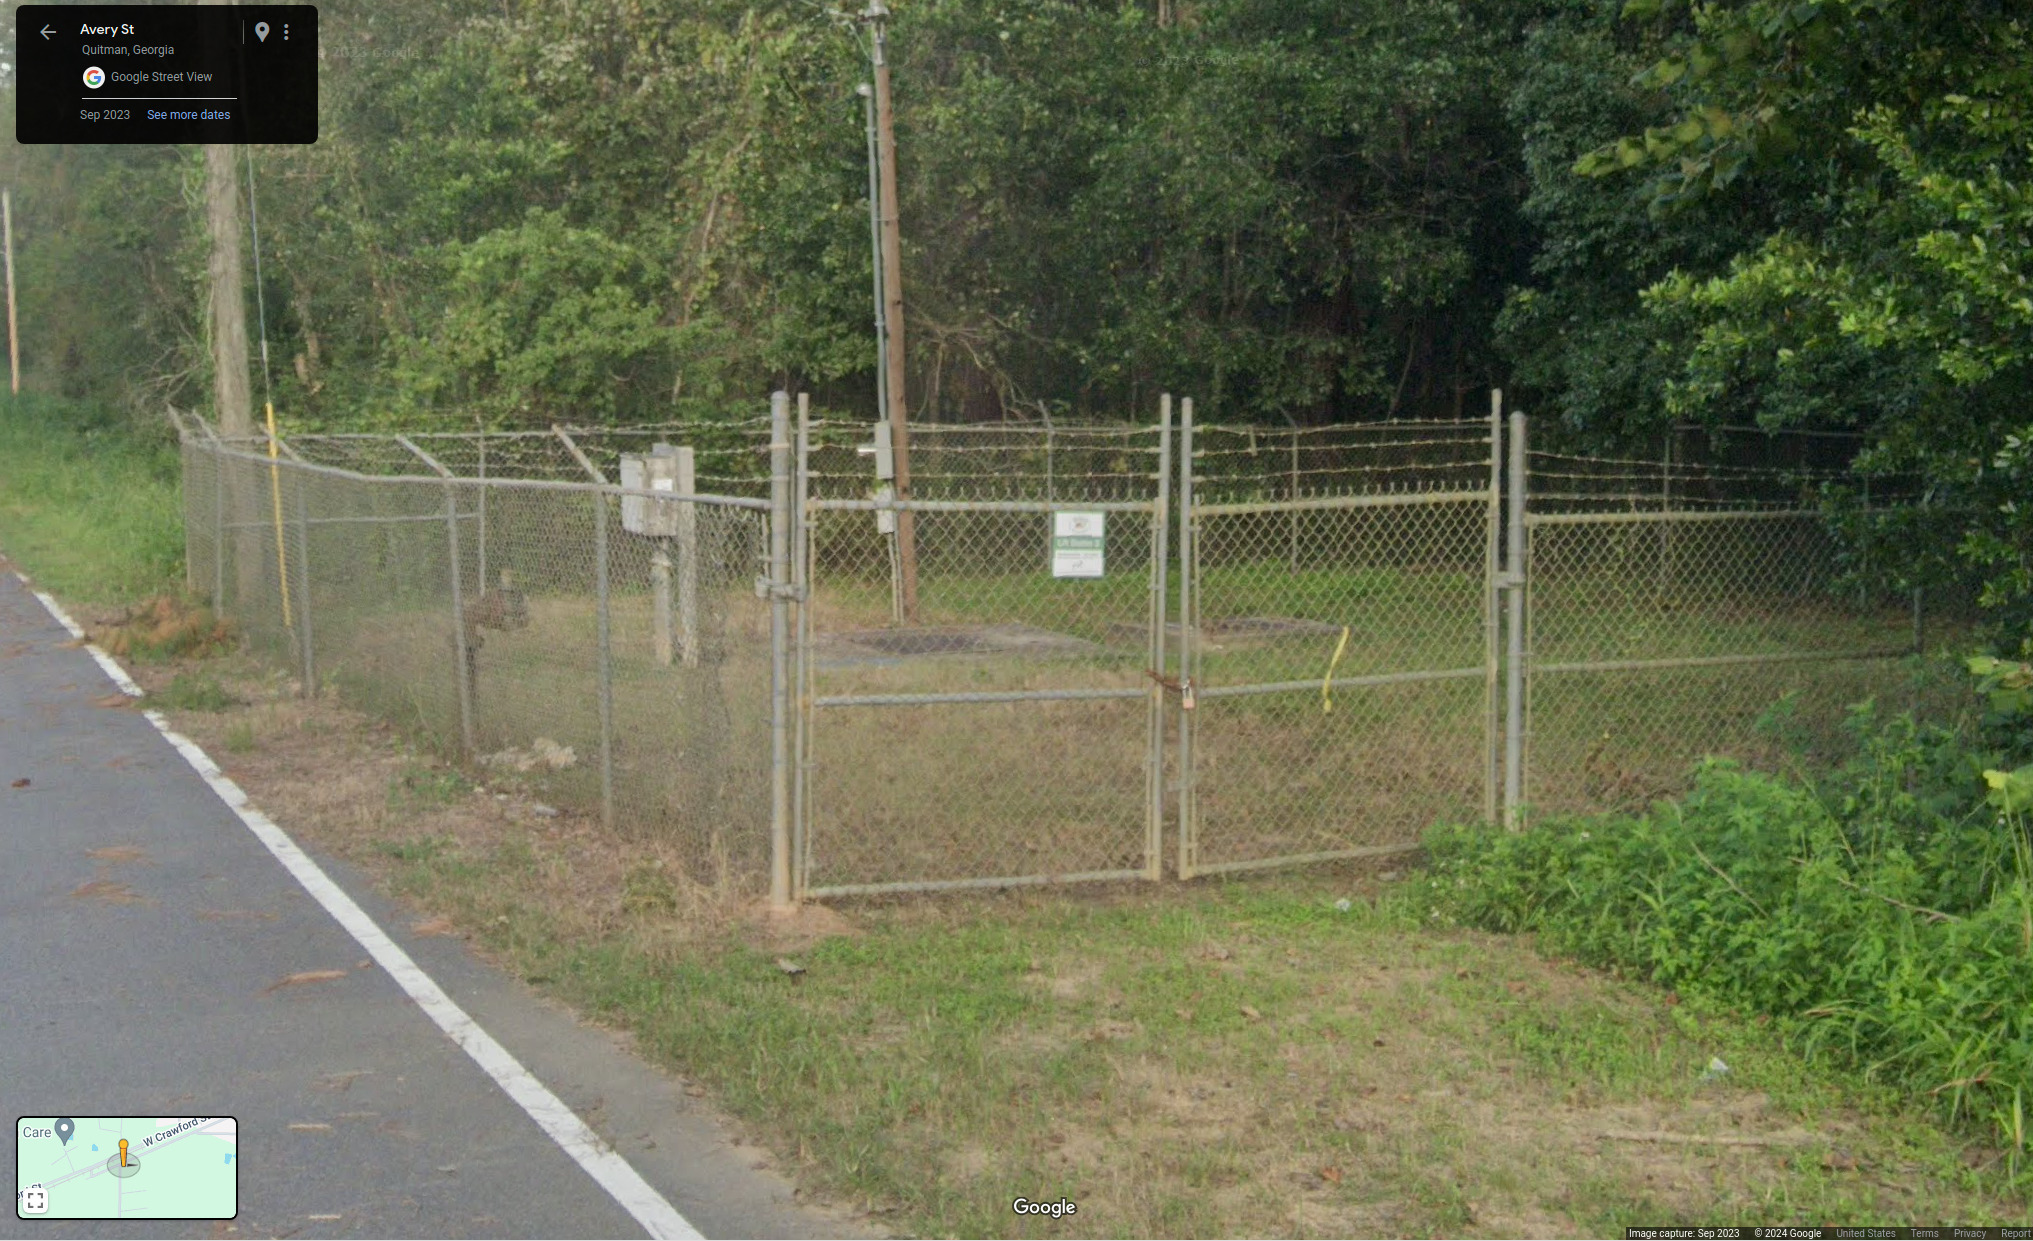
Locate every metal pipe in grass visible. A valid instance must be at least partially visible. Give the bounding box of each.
[769,391,794,909]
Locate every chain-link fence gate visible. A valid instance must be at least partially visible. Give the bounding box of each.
[792,399,1175,896]
[1176,403,1503,875]
[172,394,1957,904]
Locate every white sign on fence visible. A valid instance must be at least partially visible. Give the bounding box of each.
[1051,511,1106,578]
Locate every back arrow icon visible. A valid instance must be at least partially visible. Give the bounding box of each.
[40,25,54,39]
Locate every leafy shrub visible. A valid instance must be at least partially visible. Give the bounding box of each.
[1427,687,2033,1173]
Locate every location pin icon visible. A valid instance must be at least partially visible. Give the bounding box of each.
[254,22,270,42]
[54,1118,74,1147]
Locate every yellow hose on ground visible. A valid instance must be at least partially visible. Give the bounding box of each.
[1322,625,1350,714]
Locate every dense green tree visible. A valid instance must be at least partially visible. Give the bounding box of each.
[1563,0,2032,632]
[6,0,1543,428]
[10,0,2027,633]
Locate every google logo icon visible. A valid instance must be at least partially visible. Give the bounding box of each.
[82,66,106,89]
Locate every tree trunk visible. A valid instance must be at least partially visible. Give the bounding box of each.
[204,139,262,610]
[205,143,252,436]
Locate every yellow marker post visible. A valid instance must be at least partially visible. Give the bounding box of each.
[118,1139,128,1168]
[266,402,293,630]
[1322,625,1350,714]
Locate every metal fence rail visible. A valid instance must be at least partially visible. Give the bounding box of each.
[170,396,1956,904]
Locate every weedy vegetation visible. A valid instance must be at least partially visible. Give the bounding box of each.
[149,671,238,712]
[0,395,183,604]
[1427,653,2033,1181]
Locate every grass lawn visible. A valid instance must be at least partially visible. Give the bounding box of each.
[175,705,2025,1241]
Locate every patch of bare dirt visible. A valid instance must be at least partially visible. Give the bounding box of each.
[740,899,861,952]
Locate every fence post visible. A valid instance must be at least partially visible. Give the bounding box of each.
[1174,397,1197,879]
[1659,431,1676,600]
[769,391,795,910]
[1145,395,1173,880]
[1043,422,1056,569]
[554,426,616,831]
[207,422,226,613]
[596,493,614,829]
[1484,390,1502,825]
[399,435,474,758]
[793,394,813,896]
[1288,432,1300,575]
[294,474,316,697]
[677,446,699,668]
[1503,411,1527,829]
[275,436,317,698]
[476,424,488,589]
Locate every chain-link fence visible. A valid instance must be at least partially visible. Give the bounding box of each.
[795,404,1172,895]
[1516,426,1950,821]
[172,408,776,889]
[1178,415,1501,876]
[171,398,1962,902]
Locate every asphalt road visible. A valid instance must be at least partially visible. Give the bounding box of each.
[0,570,848,1240]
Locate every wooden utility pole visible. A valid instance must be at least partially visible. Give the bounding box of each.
[204,142,253,436]
[866,1,919,622]
[3,189,18,396]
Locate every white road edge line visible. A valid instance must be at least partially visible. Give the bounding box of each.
[17,572,702,1241]
[22,582,144,696]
